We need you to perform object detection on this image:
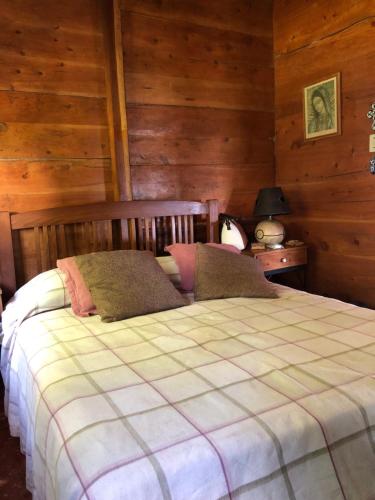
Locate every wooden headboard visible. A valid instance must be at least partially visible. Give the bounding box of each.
[0,199,219,302]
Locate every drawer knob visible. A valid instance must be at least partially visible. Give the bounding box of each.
[280,257,288,263]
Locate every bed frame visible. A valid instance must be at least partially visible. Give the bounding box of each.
[0,199,219,302]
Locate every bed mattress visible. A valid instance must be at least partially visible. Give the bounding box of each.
[1,285,375,499]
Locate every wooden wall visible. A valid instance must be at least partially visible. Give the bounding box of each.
[0,0,113,212]
[121,0,275,216]
[274,0,375,307]
[1,0,274,219]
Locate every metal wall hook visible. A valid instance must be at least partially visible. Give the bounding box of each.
[367,103,375,130]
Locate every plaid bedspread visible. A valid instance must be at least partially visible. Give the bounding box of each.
[1,286,375,500]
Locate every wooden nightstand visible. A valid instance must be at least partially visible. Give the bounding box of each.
[243,245,308,287]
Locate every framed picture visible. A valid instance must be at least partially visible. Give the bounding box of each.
[303,73,341,140]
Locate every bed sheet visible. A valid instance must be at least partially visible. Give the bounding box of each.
[1,285,375,499]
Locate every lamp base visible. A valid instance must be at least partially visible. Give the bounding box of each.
[254,218,285,248]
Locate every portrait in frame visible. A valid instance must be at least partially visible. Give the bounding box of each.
[303,73,341,140]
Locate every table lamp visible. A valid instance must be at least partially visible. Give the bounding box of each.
[253,187,290,249]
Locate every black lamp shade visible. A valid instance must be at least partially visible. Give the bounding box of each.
[253,187,290,217]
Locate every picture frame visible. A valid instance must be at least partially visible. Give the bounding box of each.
[303,73,341,141]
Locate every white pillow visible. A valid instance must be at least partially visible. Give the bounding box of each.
[156,255,181,288]
[1,268,70,342]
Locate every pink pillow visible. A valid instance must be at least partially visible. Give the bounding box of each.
[165,243,241,292]
[57,257,96,316]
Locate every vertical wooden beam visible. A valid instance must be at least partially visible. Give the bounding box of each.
[0,212,16,302]
[101,0,132,201]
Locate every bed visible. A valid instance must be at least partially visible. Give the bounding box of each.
[0,200,374,500]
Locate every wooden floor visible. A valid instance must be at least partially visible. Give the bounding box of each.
[0,384,31,499]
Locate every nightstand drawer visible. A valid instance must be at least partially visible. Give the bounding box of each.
[253,246,307,272]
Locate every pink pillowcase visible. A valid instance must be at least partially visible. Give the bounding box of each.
[57,257,96,316]
[165,243,241,292]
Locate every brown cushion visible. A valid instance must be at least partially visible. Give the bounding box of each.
[75,250,186,322]
[194,243,278,301]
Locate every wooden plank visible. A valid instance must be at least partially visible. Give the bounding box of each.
[274,0,373,55]
[1,0,105,33]
[0,91,107,125]
[122,0,273,38]
[0,0,106,97]
[125,73,273,112]
[132,163,274,215]
[0,52,106,97]
[0,123,109,159]
[275,20,375,92]
[286,217,375,259]
[0,20,105,67]
[127,106,274,166]
[280,172,375,217]
[0,160,112,212]
[121,4,273,111]
[307,251,375,309]
[123,12,273,87]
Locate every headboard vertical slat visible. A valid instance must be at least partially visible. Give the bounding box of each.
[75,223,86,256]
[137,219,144,250]
[92,222,99,252]
[189,215,194,244]
[58,225,68,258]
[170,216,176,244]
[98,222,106,252]
[207,199,219,243]
[183,215,188,243]
[120,219,130,249]
[151,218,157,254]
[130,219,137,250]
[144,218,151,251]
[177,216,182,242]
[105,220,113,251]
[34,227,42,275]
[41,226,50,272]
[83,222,92,254]
[49,226,58,266]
